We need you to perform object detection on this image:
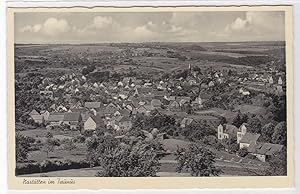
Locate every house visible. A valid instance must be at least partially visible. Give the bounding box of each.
[81,112,92,123]
[208,81,215,87]
[63,112,82,130]
[151,99,162,108]
[217,124,239,140]
[269,76,274,84]
[247,142,284,162]
[168,100,181,111]
[70,107,89,114]
[83,115,105,132]
[119,91,129,99]
[186,76,197,85]
[50,104,56,111]
[84,102,101,109]
[176,96,191,106]
[237,123,247,143]
[276,85,283,93]
[29,109,39,116]
[47,113,64,126]
[133,87,153,96]
[135,104,154,115]
[136,105,148,114]
[57,105,67,112]
[278,77,283,85]
[118,109,131,117]
[180,118,194,128]
[31,115,44,124]
[40,110,50,121]
[115,116,132,132]
[103,103,119,116]
[123,101,136,111]
[239,133,261,149]
[144,105,155,115]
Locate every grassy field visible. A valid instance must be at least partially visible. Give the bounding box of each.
[234,105,266,115]
[27,143,86,163]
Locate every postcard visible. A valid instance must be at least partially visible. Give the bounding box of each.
[7,5,294,189]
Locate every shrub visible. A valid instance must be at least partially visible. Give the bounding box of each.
[16,159,90,175]
[245,154,258,160]
[176,143,222,176]
[73,134,86,143]
[237,147,248,157]
[16,133,31,162]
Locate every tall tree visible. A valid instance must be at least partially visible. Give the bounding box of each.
[272,121,287,145]
[176,143,222,176]
[15,133,31,162]
[247,116,262,134]
[261,123,275,143]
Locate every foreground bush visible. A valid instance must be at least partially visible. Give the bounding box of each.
[16,159,90,175]
[176,143,222,176]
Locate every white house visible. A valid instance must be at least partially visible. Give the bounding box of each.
[83,115,105,132]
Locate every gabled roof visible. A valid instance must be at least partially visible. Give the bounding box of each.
[137,87,153,94]
[70,107,88,113]
[176,96,191,103]
[84,102,101,109]
[118,109,131,116]
[81,113,92,122]
[29,109,40,116]
[144,105,155,111]
[153,90,165,97]
[104,105,118,114]
[89,115,105,126]
[169,96,176,101]
[181,118,194,126]
[48,112,64,122]
[151,99,162,107]
[63,112,81,122]
[117,116,131,123]
[248,142,283,156]
[169,100,180,106]
[240,133,261,144]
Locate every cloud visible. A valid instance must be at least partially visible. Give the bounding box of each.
[42,18,70,36]
[19,17,71,37]
[229,17,250,31]
[16,11,284,43]
[221,11,285,41]
[20,24,42,33]
[93,16,113,29]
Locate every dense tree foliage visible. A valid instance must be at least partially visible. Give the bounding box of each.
[16,133,32,162]
[247,115,262,134]
[82,65,96,75]
[232,112,248,128]
[237,147,248,157]
[86,133,163,177]
[272,121,287,145]
[265,147,287,176]
[261,123,275,143]
[176,143,222,176]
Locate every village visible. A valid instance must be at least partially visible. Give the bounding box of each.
[15,42,287,177]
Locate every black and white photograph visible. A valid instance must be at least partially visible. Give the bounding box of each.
[8,6,293,187]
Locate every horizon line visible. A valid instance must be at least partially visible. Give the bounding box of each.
[14,40,286,45]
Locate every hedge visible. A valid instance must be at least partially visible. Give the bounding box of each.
[16,159,90,175]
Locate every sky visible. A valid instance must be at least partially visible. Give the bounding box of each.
[14,11,285,43]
